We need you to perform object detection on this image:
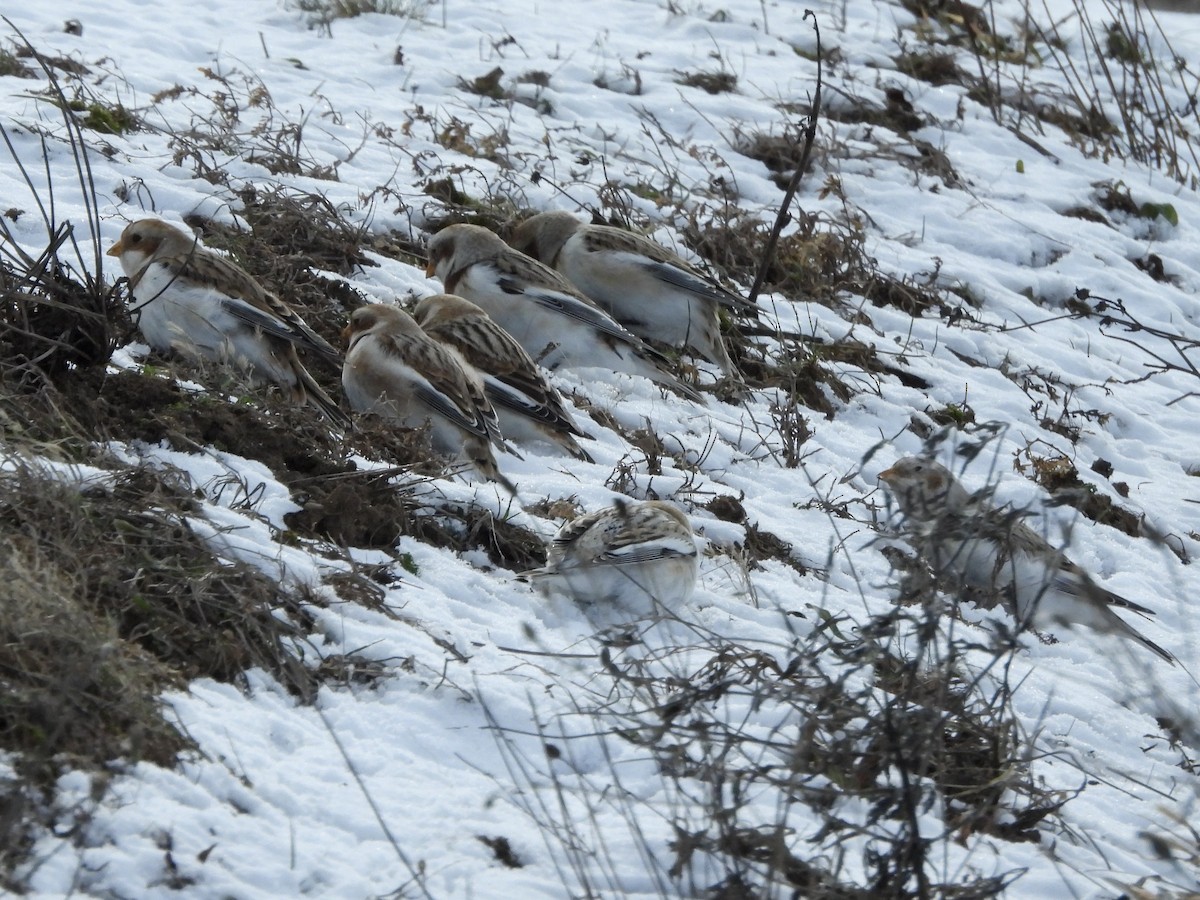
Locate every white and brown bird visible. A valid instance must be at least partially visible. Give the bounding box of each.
[425,224,701,401]
[510,211,756,377]
[878,456,1175,664]
[413,293,594,462]
[107,218,349,426]
[342,303,514,490]
[523,499,699,622]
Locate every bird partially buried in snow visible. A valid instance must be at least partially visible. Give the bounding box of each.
[342,303,514,490]
[524,499,699,622]
[413,293,594,462]
[107,218,349,426]
[877,456,1175,664]
[425,224,701,401]
[510,210,755,378]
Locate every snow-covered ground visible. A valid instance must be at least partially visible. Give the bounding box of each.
[3,0,1200,896]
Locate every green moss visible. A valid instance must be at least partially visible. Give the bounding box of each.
[80,102,139,135]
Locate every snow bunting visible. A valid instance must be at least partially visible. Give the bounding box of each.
[107,218,349,426]
[413,293,594,462]
[524,499,699,620]
[342,303,513,490]
[510,211,755,377]
[878,456,1175,664]
[425,224,702,401]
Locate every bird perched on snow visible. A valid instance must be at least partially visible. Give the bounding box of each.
[510,211,755,378]
[425,224,701,401]
[342,303,514,490]
[878,456,1175,664]
[524,499,699,621]
[107,218,349,426]
[413,293,594,462]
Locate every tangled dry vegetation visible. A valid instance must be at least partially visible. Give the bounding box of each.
[488,596,1058,898]
[4,0,1200,894]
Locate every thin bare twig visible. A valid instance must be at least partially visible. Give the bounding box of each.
[747,10,822,306]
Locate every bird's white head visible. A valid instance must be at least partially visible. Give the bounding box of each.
[106,218,195,279]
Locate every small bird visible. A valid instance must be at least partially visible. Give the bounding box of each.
[413,293,594,462]
[524,499,699,621]
[342,303,513,490]
[877,456,1175,664]
[425,224,702,401]
[510,211,756,377]
[107,218,349,426]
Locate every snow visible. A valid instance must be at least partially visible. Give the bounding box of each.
[4,0,1200,896]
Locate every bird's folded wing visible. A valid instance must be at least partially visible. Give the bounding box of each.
[381,331,497,441]
[601,539,696,565]
[484,378,567,428]
[410,380,490,440]
[641,258,756,313]
[1050,564,1158,618]
[220,295,341,364]
[496,274,645,346]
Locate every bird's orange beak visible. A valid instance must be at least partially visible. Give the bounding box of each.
[340,324,354,345]
[424,258,436,278]
[877,466,898,483]
[106,239,125,257]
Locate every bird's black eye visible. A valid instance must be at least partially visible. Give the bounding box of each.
[129,233,142,244]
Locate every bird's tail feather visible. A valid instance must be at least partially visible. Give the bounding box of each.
[300,370,352,428]
[1117,617,1176,665]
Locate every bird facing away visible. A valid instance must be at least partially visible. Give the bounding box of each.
[342,303,513,490]
[878,456,1175,664]
[425,223,702,402]
[510,210,755,377]
[524,499,699,622]
[413,293,594,462]
[107,218,349,426]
